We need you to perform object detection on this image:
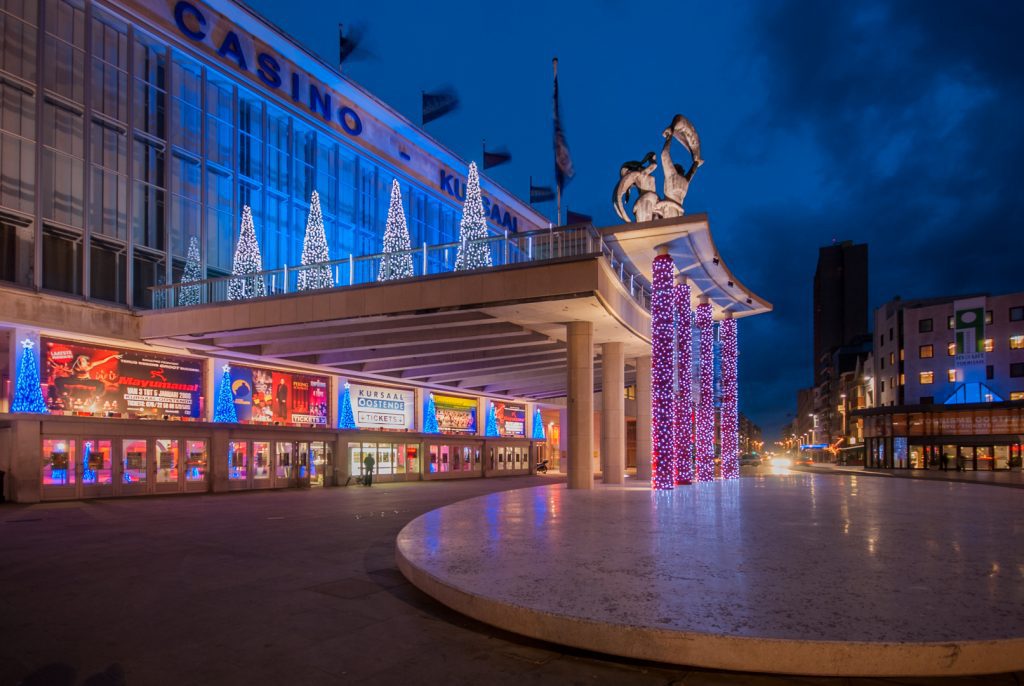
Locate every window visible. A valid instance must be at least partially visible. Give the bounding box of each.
[81,440,113,485]
[122,439,147,483]
[918,318,933,333]
[1011,392,1024,401]
[983,339,994,352]
[879,334,884,346]
[155,439,179,483]
[947,369,956,383]
[42,439,75,486]
[889,352,895,365]
[919,371,934,385]
[986,365,994,380]
[881,358,885,370]
[1011,363,1024,378]
[185,440,207,481]
[228,441,247,480]
[919,345,933,359]
[899,373,905,385]
[880,380,885,392]
[889,327,894,341]
[253,442,271,479]
[1011,336,1024,350]
[1010,306,1024,322]
[947,316,955,329]
[947,342,956,356]
[900,348,905,361]
[985,310,993,325]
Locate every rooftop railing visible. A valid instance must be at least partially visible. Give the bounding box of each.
[149,224,652,311]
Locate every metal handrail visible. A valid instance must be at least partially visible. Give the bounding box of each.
[149,224,651,311]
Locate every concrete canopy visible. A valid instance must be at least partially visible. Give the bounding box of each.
[601,215,772,320]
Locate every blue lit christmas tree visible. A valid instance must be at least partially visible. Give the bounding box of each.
[338,382,357,429]
[531,407,546,440]
[11,339,48,414]
[485,403,499,437]
[214,365,239,423]
[423,393,439,434]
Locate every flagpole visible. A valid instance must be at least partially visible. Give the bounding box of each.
[553,57,561,226]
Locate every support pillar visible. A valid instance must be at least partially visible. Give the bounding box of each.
[674,277,694,484]
[566,321,594,490]
[695,299,715,481]
[720,316,739,479]
[635,355,652,482]
[600,342,625,484]
[651,251,675,490]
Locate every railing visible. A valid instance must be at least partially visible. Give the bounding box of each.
[149,224,652,311]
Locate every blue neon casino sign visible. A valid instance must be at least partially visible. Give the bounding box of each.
[172,0,363,137]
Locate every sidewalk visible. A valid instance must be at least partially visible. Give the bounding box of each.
[792,463,1024,489]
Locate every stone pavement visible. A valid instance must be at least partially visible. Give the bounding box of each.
[1,475,1021,686]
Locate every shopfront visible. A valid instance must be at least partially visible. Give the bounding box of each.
[857,401,1024,471]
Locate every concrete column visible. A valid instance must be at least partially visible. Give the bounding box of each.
[600,342,625,484]
[635,355,652,482]
[209,427,230,493]
[566,321,594,490]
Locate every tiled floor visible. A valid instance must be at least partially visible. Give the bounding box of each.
[2,474,1022,685]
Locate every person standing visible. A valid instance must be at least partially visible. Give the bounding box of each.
[363,452,376,487]
[940,451,949,472]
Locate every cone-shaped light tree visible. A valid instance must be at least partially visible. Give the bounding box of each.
[454,162,492,271]
[530,406,546,440]
[485,402,500,437]
[227,205,267,300]
[214,365,239,423]
[297,190,333,291]
[338,382,357,429]
[378,179,414,281]
[11,338,48,414]
[179,235,204,306]
[423,393,439,434]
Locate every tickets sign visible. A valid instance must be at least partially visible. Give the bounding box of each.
[349,383,415,430]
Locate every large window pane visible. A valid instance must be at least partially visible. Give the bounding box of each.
[42,227,81,294]
[185,440,207,481]
[0,1,38,81]
[228,440,247,480]
[122,438,147,483]
[42,438,74,485]
[81,439,113,484]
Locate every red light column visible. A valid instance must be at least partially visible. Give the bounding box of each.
[720,317,739,479]
[695,301,715,481]
[651,252,675,490]
[673,278,693,485]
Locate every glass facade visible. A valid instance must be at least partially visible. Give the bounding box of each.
[0,0,477,307]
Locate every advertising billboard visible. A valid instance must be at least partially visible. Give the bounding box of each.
[349,383,415,430]
[229,365,328,426]
[433,394,477,435]
[42,338,202,419]
[953,297,986,383]
[492,401,526,437]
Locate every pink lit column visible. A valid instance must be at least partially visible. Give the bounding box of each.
[720,316,739,479]
[694,299,715,482]
[673,277,693,485]
[650,251,675,490]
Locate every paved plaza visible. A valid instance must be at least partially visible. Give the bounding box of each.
[2,473,1023,685]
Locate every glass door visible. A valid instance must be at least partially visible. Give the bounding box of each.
[275,442,295,487]
[976,446,994,471]
[80,439,114,498]
[309,441,327,487]
[404,445,419,480]
[119,439,149,495]
[184,440,209,491]
[252,441,272,487]
[154,438,181,493]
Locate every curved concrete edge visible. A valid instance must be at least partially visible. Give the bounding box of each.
[396,515,1024,677]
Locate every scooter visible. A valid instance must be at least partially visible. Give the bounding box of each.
[535,459,549,474]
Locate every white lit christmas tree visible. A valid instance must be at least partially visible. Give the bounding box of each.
[297,190,333,291]
[179,235,203,307]
[378,179,414,281]
[11,338,48,414]
[227,205,266,300]
[454,162,492,271]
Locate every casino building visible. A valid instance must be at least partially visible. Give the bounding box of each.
[0,0,770,503]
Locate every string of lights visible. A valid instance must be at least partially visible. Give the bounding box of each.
[650,253,675,490]
[695,302,715,481]
[673,280,693,485]
[11,338,48,414]
[720,318,739,479]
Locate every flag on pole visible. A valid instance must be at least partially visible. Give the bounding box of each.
[483,146,512,169]
[566,209,592,225]
[553,60,574,190]
[530,181,555,204]
[422,88,459,125]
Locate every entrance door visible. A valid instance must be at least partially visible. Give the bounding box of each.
[154,438,181,494]
[405,445,419,480]
[976,445,995,471]
[309,441,327,487]
[119,438,150,495]
[275,442,296,487]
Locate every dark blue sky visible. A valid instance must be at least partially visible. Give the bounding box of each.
[247,0,1024,437]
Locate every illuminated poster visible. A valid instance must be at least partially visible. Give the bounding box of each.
[492,401,526,437]
[349,383,415,430]
[433,394,477,435]
[42,338,202,419]
[230,365,327,426]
